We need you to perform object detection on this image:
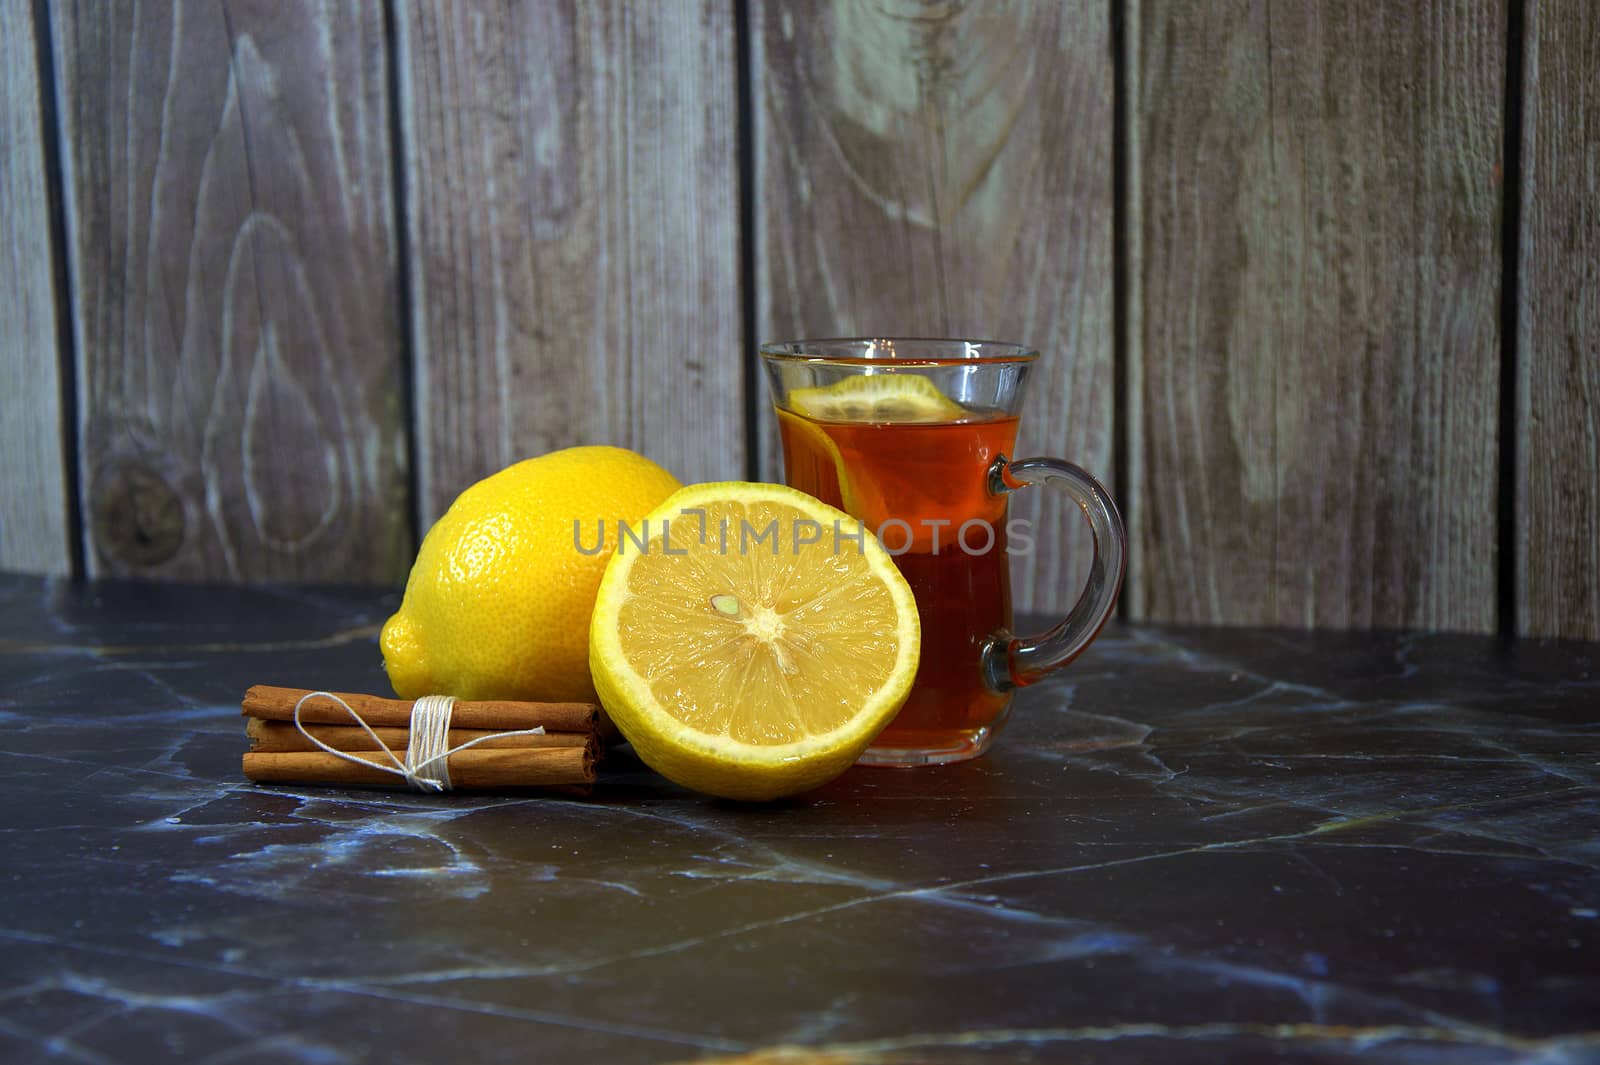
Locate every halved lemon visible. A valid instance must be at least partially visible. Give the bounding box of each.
[787,373,967,424]
[588,482,921,800]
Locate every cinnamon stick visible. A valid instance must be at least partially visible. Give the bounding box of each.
[245,717,598,755]
[242,746,593,789]
[242,685,598,733]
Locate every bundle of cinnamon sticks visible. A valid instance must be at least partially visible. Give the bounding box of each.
[241,685,601,791]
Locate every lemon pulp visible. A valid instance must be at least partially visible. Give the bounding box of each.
[589,482,920,800]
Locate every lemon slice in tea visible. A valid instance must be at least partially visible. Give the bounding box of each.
[788,373,967,423]
[589,482,920,800]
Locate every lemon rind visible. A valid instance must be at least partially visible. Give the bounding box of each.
[787,373,967,423]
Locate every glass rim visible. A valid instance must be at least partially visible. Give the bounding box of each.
[758,337,1039,366]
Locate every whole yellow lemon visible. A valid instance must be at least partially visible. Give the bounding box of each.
[381,446,680,703]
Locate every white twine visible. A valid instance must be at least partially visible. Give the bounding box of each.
[292,690,547,792]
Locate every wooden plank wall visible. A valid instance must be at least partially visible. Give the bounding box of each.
[396,1,744,526]
[0,0,1596,641]
[50,0,409,583]
[755,0,1113,615]
[1130,0,1504,632]
[0,0,71,575]
[1518,0,1600,640]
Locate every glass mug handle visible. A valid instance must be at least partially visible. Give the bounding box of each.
[981,456,1127,691]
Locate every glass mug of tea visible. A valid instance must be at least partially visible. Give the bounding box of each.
[760,338,1126,766]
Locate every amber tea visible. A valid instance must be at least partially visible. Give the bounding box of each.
[763,339,1125,767]
[778,409,1019,759]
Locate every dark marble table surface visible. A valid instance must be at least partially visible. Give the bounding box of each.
[1,574,1597,1064]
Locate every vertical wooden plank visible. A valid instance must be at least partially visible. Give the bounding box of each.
[1518,0,1600,640]
[397,1,743,523]
[0,0,71,575]
[1132,0,1504,631]
[53,1,409,582]
[755,0,1115,615]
